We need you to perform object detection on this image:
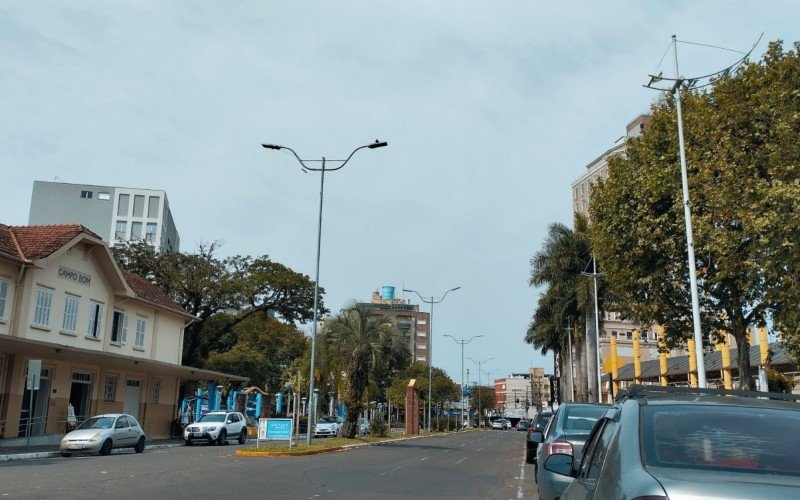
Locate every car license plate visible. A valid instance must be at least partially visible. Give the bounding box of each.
[68,444,83,450]
[193,432,203,437]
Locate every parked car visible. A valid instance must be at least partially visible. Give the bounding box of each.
[553,385,800,499]
[60,414,146,457]
[525,411,553,463]
[491,418,508,430]
[184,411,247,445]
[315,415,343,437]
[517,420,531,431]
[531,402,610,500]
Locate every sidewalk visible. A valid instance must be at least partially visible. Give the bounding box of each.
[0,438,185,461]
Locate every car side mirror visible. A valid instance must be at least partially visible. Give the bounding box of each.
[544,453,575,477]
[530,431,544,444]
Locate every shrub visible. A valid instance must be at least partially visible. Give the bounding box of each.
[370,417,390,437]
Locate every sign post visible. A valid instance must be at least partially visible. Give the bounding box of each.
[26,360,42,451]
[257,418,294,450]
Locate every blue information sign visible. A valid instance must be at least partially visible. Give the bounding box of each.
[258,418,293,441]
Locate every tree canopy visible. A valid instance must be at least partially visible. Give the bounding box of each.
[321,302,410,438]
[590,41,800,389]
[112,241,322,367]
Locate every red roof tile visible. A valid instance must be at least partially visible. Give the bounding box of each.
[0,223,190,318]
[122,270,192,318]
[0,224,102,261]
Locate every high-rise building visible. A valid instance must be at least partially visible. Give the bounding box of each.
[359,286,430,366]
[28,181,180,253]
[570,115,662,381]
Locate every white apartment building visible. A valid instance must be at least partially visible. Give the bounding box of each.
[29,181,180,253]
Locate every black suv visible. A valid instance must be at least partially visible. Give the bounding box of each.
[525,410,553,463]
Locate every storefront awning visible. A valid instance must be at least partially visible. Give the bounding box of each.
[0,335,248,383]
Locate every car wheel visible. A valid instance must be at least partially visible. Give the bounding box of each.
[237,429,246,445]
[60,452,72,458]
[534,464,539,484]
[134,437,145,453]
[525,449,535,464]
[99,439,113,456]
[185,438,193,446]
[217,429,227,445]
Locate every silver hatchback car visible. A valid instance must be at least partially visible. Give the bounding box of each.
[547,385,800,499]
[61,414,146,457]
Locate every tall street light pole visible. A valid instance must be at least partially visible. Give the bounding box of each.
[467,357,493,426]
[262,139,388,444]
[403,286,461,432]
[671,35,707,388]
[581,255,604,402]
[444,334,483,429]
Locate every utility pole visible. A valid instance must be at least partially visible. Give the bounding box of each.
[445,334,483,430]
[404,287,461,431]
[582,255,604,402]
[468,357,494,427]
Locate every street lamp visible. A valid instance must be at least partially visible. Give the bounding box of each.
[580,255,605,404]
[403,286,461,432]
[262,139,388,444]
[444,334,483,430]
[484,368,499,418]
[467,357,494,427]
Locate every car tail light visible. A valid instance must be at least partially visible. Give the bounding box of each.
[544,441,573,457]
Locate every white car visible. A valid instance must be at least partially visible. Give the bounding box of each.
[60,414,146,457]
[184,411,247,445]
[491,419,507,430]
[314,416,343,437]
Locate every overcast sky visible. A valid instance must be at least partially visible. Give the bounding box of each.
[2,2,798,385]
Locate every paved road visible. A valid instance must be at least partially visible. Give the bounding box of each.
[0,430,537,499]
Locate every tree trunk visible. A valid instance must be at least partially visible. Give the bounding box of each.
[574,331,588,402]
[585,308,598,402]
[734,324,755,390]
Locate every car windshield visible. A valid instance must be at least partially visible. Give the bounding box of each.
[198,414,226,423]
[563,405,606,432]
[318,416,338,424]
[78,416,116,430]
[642,404,800,476]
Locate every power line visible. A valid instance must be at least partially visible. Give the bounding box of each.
[677,39,746,55]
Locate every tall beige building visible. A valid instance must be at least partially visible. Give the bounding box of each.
[359,286,431,366]
[570,114,664,376]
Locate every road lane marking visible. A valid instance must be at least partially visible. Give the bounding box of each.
[477,447,482,452]
[516,445,526,499]
[420,456,430,461]
[455,457,468,464]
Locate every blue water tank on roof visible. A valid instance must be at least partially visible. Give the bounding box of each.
[381,286,395,300]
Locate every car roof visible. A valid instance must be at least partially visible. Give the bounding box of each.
[206,410,238,414]
[92,414,129,418]
[618,384,800,411]
[635,394,800,411]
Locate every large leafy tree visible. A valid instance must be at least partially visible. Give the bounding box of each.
[205,312,308,391]
[113,241,322,367]
[591,41,800,389]
[526,214,599,400]
[322,302,410,438]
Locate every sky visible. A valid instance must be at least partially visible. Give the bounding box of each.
[2,1,798,385]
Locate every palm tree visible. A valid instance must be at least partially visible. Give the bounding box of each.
[323,302,410,438]
[527,213,596,401]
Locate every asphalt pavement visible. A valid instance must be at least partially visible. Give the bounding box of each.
[0,430,538,499]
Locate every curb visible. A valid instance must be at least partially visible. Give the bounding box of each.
[234,430,473,458]
[0,442,183,462]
